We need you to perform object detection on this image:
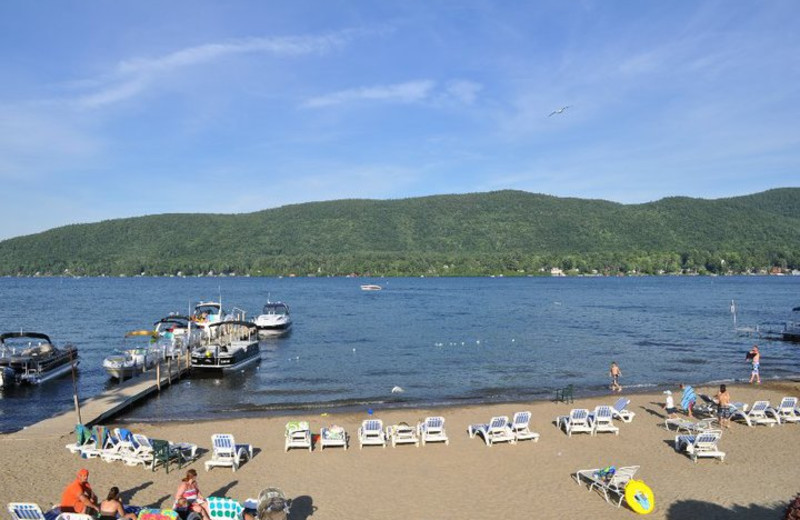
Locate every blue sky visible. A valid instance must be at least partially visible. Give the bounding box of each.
[1,1,798,240]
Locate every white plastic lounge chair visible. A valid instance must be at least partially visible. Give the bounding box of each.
[556,408,593,437]
[590,405,620,436]
[467,416,516,446]
[675,429,725,462]
[417,416,449,445]
[573,465,640,507]
[65,424,93,454]
[510,411,540,442]
[771,397,800,424]
[204,433,253,472]
[319,425,348,450]
[611,398,636,423]
[386,422,419,447]
[55,514,95,520]
[8,503,45,520]
[123,433,155,467]
[731,400,780,427]
[664,417,717,433]
[358,419,386,449]
[101,427,136,462]
[284,421,312,452]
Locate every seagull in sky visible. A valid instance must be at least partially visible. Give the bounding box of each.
[548,105,571,117]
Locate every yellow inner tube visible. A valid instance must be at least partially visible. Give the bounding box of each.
[625,480,654,515]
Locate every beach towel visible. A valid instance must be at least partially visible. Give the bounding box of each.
[322,426,344,440]
[137,509,179,520]
[285,421,308,433]
[206,497,244,520]
[681,386,697,410]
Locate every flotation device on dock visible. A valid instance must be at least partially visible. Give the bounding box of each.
[625,479,655,514]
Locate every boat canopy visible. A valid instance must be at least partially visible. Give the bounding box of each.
[208,320,258,333]
[262,302,289,314]
[0,331,51,344]
[154,316,193,326]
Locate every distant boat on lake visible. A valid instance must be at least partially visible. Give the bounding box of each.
[360,284,382,291]
[0,331,77,387]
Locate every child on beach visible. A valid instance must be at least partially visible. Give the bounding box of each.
[715,384,732,429]
[663,390,678,419]
[747,345,761,384]
[609,362,622,393]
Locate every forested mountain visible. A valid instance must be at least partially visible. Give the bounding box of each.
[0,188,798,276]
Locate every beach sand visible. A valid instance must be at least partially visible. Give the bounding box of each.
[2,381,799,520]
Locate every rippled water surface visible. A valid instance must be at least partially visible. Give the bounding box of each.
[1,276,798,432]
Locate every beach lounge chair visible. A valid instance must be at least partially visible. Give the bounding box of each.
[556,408,593,437]
[675,429,725,462]
[417,416,449,445]
[319,425,348,450]
[8,503,46,520]
[664,417,717,433]
[731,400,780,427]
[590,405,620,435]
[358,419,386,449]
[284,421,312,452]
[771,397,800,424]
[123,433,155,467]
[611,398,635,423]
[55,514,94,520]
[100,428,136,462]
[65,424,93,454]
[510,411,540,442]
[467,416,515,446]
[573,465,640,507]
[386,422,419,447]
[204,433,253,472]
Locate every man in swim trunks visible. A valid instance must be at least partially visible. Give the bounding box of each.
[609,362,622,393]
[60,468,99,515]
[748,345,761,384]
[715,384,732,428]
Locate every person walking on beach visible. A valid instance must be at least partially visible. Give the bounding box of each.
[609,362,622,393]
[663,390,678,419]
[60,468,99,515]
[747,345,761,384]
[715,384,732,429]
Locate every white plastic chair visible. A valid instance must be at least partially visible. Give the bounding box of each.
[573,466,640,507]
[358,419,386,449]
[771,397,800,424]
[510,411,540,442]
[467,416,515,446]
[386,422,419,447]
[731,400,780,427]
[590,405,620,435]
[319,426,348,450]
[284,421,312,452]
[611,397,636,423]
[675,430,725,462]
[417,416,449,446]
[7,503,45,520]
[556,408,593,437]
[204,433,253,472]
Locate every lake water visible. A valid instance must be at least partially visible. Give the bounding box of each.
[1,276,798,433]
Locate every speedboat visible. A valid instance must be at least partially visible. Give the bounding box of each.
[191,321,260,372]
[253,301,292,338]
[0,332,78,387]
[360,284,382,291]
[153,315,203,358]
[191,301,247,339]
[102,330,160,380]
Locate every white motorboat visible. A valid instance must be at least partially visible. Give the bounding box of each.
[191,321,260,372]
[153,315,203,357]
[191,301,247,339]
[360,284,382,291]
[102,330,160,380]
[0,332,78,387]
[253,301,292,338]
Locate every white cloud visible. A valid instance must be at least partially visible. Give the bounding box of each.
[302,80,436,108]
[443,80,482,105]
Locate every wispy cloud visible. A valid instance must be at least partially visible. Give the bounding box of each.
[76,31,359,109]
[302,78,483,108]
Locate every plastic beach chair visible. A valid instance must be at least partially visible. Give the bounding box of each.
[204,433,253,472]
[467,416,515,446]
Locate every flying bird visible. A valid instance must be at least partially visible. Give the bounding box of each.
[548,105,571,117]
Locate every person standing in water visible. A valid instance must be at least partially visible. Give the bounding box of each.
[609,362,622,393]
[747,345,761,384]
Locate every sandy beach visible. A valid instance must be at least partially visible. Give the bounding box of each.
[2,381,799,520]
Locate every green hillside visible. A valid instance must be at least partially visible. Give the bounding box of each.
[1,188,798,276]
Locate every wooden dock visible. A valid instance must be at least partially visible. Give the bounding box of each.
[5,355,191,441]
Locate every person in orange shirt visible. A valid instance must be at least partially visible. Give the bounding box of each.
[60,468,99,515]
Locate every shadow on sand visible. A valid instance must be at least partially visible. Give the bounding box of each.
[666,499,785,520]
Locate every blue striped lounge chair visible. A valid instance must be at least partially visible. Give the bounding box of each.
[467,416,515,446]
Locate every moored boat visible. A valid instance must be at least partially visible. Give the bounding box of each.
[191,301,247,339]
[783,306,800,342]
[102,330,160,380]
[191,321,260,372]
[153,315,203,357]
[0,332,78,387]
[360,284,382,291]
[253,301,292,338]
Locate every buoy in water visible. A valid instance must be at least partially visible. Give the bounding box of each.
[391,386,404,393]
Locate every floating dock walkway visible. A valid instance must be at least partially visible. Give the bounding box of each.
[5,356,191,441]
